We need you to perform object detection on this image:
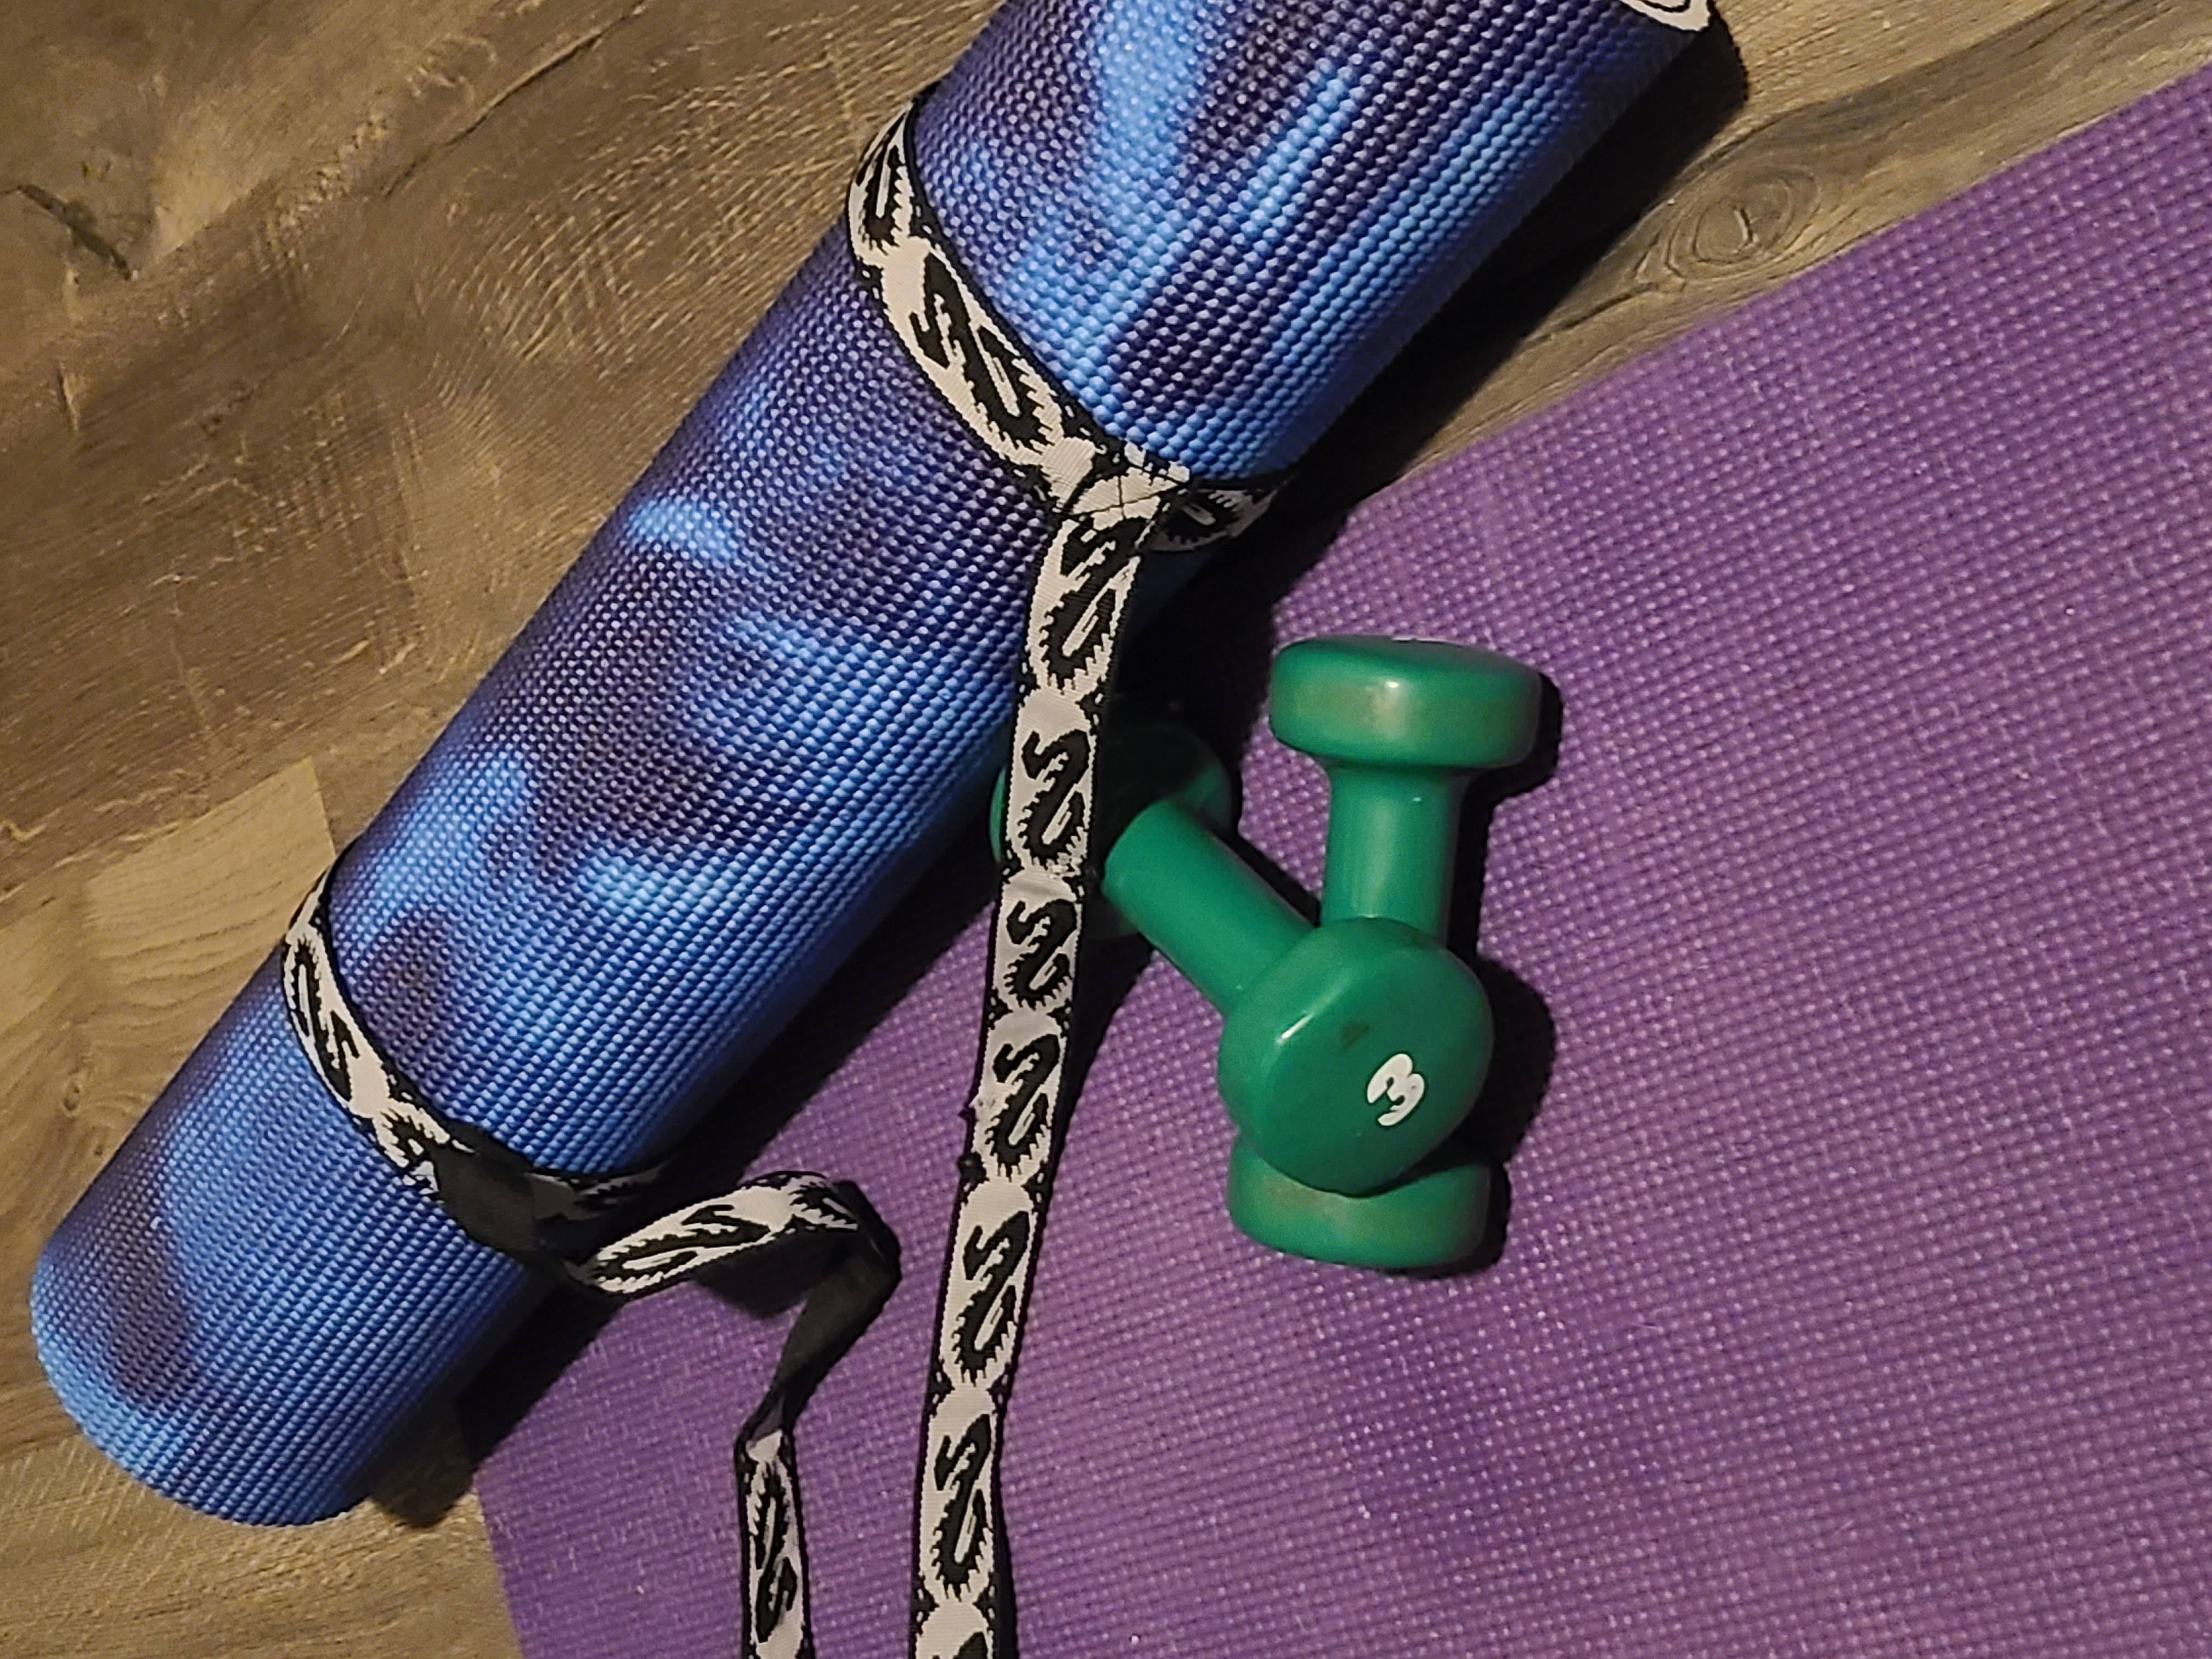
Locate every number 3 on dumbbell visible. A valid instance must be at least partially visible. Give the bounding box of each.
[1368,1053,1426,1126]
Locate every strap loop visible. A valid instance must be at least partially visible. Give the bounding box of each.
[425,1124,544,1260]
[278,856,899,1659]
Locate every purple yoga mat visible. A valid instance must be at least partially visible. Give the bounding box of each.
[478,67,2212,1658]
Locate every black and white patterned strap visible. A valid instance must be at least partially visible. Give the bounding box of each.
[278,87,1268,1659]
[849,93,1272,1659]
[279,866,896,1659]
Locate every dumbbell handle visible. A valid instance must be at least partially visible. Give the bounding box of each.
[1099,758,1468,1002]
[1318,763,1466,938]
[1099,798,1310,1010]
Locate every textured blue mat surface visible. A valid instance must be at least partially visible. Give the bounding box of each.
[34,0,1690,1523]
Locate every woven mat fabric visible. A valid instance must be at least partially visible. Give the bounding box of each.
[478,63,2212,1659]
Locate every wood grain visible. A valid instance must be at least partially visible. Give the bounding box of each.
[0,1435,516,1659]
[1425,0,2212,461]
[0,0,503,374]
[2,1,2207,1653]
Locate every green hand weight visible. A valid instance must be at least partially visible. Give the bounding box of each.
[1221,637,1541,1267]
[992,637,1544,1269]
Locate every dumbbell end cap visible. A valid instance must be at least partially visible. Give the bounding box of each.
[1226,1137,1491,1271]
[1269,636,1543,772]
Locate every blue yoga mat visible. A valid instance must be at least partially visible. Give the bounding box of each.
[34,0,1698,1523]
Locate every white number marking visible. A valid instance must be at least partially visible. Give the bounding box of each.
[1367,1052,1426,1127]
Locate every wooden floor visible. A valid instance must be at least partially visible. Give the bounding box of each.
[2,1,2207,1652]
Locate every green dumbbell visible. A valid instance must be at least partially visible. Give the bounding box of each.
[992,637,1543,1270]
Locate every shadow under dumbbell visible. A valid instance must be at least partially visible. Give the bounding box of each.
[1385,958,1553,1282]
[1448,676,1566,949]
[1463,958,1557,1172]
[1440,682,1565,1276]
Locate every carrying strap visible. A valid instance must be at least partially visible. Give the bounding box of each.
[278,86,1269,1659]
[847,94,1271,1659]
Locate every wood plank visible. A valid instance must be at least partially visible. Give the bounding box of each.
[0,1435,517,1659]
[0,763,334,1463]
[0,0,511,380]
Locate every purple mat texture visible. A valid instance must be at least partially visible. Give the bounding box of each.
[478,66,2212,1659]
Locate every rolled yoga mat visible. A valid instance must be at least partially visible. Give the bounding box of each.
[476,61,2212,1659]
[31,0,1701,1524]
